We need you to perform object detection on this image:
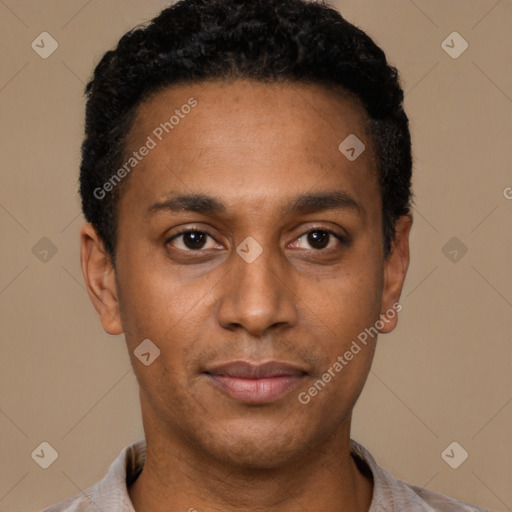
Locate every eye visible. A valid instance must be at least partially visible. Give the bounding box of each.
[165,227,350,255]
[291,228,349,251]
[167,229,220,251]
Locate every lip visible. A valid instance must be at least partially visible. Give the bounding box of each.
[204,361,307,404]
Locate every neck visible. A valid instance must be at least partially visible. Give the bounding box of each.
[128,422,373,512]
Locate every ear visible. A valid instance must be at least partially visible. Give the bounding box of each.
[80,222,123,335]
[378,215,412,334]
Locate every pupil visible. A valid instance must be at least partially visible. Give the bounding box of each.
[184,231,206,250]
[308,230,329,249]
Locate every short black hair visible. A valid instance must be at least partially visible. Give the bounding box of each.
[79,0,412,265]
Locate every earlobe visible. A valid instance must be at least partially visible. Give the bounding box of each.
[80,223,123,335]
[379,214,413,334]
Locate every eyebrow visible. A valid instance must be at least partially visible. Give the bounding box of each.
[146,190,364,218]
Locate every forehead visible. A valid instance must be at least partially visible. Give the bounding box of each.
[128,79,371,152]
[118,79,379,217]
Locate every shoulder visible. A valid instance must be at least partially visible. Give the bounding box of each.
[38,437,146,512]
[349,439,491,512]
[40,486,98,512]
[392,478,491,511]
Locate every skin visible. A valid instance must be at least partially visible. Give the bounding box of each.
[80,79,412,512]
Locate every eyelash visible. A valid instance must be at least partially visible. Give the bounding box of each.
[165,227,351,253]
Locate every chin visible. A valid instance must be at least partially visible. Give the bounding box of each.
[201,420,314,470]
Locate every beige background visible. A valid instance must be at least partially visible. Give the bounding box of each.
[0,0,511,511]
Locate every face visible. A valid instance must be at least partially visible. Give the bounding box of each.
[81,79,411,469]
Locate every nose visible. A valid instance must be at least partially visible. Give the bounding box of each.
[216,242,298,337]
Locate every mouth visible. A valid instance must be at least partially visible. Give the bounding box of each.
[203,360,307,404]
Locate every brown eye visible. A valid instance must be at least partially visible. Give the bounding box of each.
[182,231,207,249]
[167,230,218,251]
[307,230,330,249]
[294,229,348,251]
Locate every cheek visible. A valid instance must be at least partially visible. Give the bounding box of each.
[296,254,383,396]
[302,256,384,343]
[115,258,222,403]
[119,269,204,418]
[116,250,208,341]
[315,289,378,386]
[298,293,378,419]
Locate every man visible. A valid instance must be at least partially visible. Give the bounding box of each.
[44,0,489,510]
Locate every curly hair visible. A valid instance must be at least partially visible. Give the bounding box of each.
[79,0,412,265]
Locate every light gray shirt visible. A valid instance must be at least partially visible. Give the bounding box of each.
[41,437,490,511]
